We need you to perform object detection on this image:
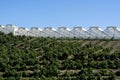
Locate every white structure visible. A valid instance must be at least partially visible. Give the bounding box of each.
[14,27,28,36]
[28,27,42,37]
[5,24,18,34]
[57,27,74,38]
[72,27,94,39]
[105,26,120,39]
[88,27,111,39]
[0,24,17,34]
[0,24,120,39]
[0,25,6,33]
[43,27,61,38]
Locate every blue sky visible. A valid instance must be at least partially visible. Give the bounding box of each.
[0,0,120,29]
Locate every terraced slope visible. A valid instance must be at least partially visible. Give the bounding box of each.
[0,32,120,80]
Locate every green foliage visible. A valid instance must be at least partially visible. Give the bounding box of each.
[0,32,120,79]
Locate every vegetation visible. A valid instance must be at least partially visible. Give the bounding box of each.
[0,32,120,80]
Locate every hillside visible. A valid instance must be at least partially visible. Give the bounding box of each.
[0,32,120,80]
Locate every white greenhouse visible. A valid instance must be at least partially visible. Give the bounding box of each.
[0,25,6,33]
[0,24,17,34]
[57,27,74,38]
[0,24,120,39]
[5,24,18,34]
[14,27,29,36]
[72,27,94,39]
[105,27,120,39]
[28,27,42,37]
[88,27,111,39]
[43,27,62,38]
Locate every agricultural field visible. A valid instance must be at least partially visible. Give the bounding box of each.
[0,32,120,80]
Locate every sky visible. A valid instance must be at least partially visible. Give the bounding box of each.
[0,0,120,29]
